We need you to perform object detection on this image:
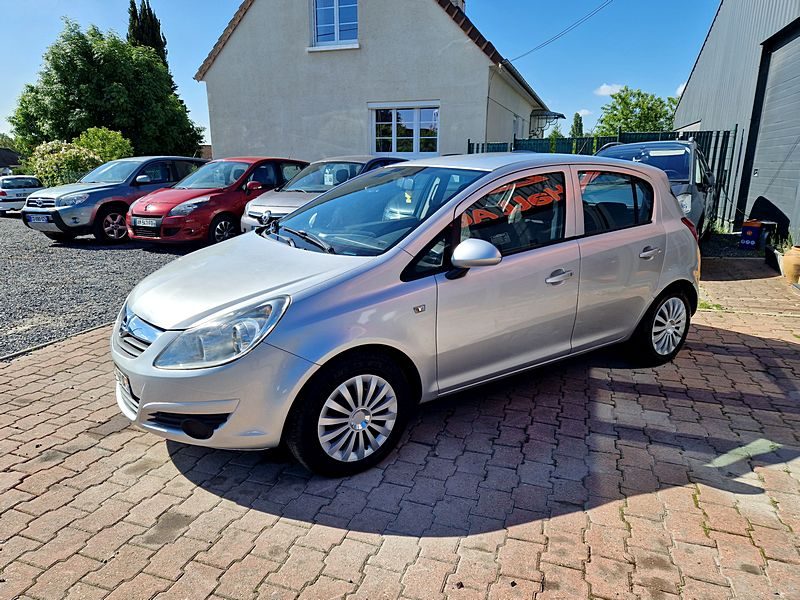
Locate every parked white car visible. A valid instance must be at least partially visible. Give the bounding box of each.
[112,153,700,476]
[0,175,43,214]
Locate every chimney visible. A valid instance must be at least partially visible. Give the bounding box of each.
[450,0,465,11]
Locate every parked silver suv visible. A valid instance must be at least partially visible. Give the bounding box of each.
[111,154,700,476]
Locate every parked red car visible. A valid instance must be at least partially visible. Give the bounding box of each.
[127,157,308,244]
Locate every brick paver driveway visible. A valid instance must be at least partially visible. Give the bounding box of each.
[2,258,799,600]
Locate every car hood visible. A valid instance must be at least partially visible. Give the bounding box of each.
[248,189,318,210]
[132,187,217,214]
[128,232,372,330]
[33,182,121,198]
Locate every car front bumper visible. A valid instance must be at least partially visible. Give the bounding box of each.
[128,213,210,242]
[111,325,319,450]
[21,205,94,234]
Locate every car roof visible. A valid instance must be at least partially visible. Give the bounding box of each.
[115,156,207,163]
[216,156,306,164]
[0,175,36,179]
[399,152,664,172]
[599,140,693,152]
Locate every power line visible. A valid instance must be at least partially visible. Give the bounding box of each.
[509,0,615,62]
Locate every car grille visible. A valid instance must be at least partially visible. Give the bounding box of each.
[132,226,160,238]
[26,197,55,208]
[115,306,163,358]
[147,412,230,430]
[119,381,140,415]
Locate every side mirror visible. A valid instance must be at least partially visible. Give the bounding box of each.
[451,238,502,269]
[135,174,151,185]
[246,181,263,193]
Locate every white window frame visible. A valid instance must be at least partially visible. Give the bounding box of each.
[369,101,441,158]
[312,0,358,47]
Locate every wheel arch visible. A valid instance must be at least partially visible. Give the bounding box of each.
[658,279,698,314]
[92,198,130,221]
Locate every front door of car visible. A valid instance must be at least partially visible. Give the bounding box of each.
[571,167,666,352]
[130,161,174,204]
[433,169,580,393]
[238,162,279,213]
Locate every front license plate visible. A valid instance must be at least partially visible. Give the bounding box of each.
[134,218,158,228]
[27,215,50,223]
[114,366,131,394]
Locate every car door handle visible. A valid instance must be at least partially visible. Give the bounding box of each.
[639,246,661,260]
[545,269,573,285]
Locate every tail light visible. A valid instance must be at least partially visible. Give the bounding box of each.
[0,191,6,197]
[681,217,698,242]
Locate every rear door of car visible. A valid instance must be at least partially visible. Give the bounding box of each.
[570,166,666,352]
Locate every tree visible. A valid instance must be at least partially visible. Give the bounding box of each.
[10,21,202,157]
[0,133,18,152]
[74,127,134,163]
[25,141,102,187]
[128,0,167,65]
[548,123,564,153]
[569,113,584,138]
[595,86,678,135]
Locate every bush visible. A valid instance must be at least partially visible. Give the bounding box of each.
[26,141,102,187]
[74,127,134,163]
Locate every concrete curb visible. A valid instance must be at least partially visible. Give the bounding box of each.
[0,321,114,363]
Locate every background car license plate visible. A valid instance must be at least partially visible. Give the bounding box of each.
[27,215,49,223]
[135,218,158,227]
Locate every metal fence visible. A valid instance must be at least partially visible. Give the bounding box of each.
[467,128,740,230]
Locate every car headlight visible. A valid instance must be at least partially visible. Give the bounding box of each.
[153,296,290,370]
[676,193,692,215]
[169,196,210,216]
[57,193,90,207]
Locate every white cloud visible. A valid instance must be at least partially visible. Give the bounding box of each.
[676,81,687,97]
[594,83,623,96]
[577,109,592,117]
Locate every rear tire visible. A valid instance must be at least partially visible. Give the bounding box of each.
[208,214,238,244]
[284,353,414,477]
[627,291,691,367]
[93,205,129,243]
[44,232,76,243]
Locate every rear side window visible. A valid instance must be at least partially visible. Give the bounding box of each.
[579,171,653,235]
[280,163,303,181]
[174,161,201,180]
[460,172,566,256]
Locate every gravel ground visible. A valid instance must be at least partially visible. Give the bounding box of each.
[701,232,763,258]
[0,214,195,357]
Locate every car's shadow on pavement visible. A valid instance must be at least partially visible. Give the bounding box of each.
[164,323,800,537]
[46,237,200,256]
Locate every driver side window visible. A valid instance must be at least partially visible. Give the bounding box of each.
[459,172,566,256]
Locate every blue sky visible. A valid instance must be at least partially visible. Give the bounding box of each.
[0,0,719,140]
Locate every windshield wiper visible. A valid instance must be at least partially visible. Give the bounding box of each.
[283,226,335,254]
[262,222,296,247]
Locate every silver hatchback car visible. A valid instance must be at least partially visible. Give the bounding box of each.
[111,154,700,476]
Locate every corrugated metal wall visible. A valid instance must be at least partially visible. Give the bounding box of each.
[673,0,800,224]
[748,32,800,238]
[674,0,800,131]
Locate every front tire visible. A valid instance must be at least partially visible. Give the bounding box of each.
[628,291,691,366]
[284,354,414,477]
[208,214,238,244]
[93,205,129,243]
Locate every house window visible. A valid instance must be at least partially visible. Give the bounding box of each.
[373,106,439,155]
[315,0,358,45]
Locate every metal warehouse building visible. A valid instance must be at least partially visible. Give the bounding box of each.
[674,0,800,236]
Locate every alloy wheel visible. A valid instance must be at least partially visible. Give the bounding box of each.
[214,219,236,242]
[317,374,398,463]
[651,297,687,355]
[103,213,127,240]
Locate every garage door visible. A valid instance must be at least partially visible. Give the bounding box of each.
[748,25,800,237]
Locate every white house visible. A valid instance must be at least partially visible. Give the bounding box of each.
[195,0,552,161]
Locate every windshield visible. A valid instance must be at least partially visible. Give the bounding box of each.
[283,161,364,193]
[600,145,691,182]
[175,161,250,190]
[80,160,140,184]
[275,166,486,256]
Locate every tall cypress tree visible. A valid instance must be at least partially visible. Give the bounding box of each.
[127,0,168,65]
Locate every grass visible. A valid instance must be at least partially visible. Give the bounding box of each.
[698,299,724,311]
